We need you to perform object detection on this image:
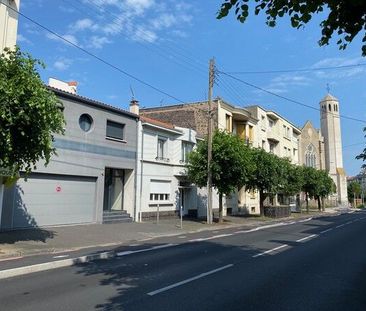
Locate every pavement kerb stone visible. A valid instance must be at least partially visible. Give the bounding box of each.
[0,208,354,280]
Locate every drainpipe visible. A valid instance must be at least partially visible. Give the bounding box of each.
[133,118,139,221]
[138,123,145,222]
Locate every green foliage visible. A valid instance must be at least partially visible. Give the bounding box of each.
[314,169,335,198]
[357,204,365,209]
[301,165,319,198]
[0,47,65,178]
[282,162,304,196]
[187,130,253,195]
[217,0,366,56]
[348,180,362,202]
[356,127,366,167]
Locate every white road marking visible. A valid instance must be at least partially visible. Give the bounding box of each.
[147,264,234,296]
[178,236,186,239]
[345,221,353,225]
[298,217,313,223]
[117,244,177,257]
[320,228,333,234]
[252,244,288,258]
[336,224,345,228]
[52,255,70,259]
[188,233,233,242]
[129,244,141,247]
[296,234,317,243]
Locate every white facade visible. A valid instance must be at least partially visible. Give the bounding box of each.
[135,117,209,221]
[320,94,348,205]
[0,0,19,51]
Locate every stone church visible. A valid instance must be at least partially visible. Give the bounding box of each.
[300,94,348,205]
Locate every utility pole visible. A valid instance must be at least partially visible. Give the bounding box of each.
[207,58,215,224]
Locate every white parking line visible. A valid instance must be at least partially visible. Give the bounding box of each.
[147,264,234,296]
[117,244,177,256]
[252,244,288,258]
[320,228,333,234]
[296,234,317,243]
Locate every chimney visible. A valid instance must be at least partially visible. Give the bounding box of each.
[129,99,139,115]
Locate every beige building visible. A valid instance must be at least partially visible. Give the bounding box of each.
[0,0,19,51]
[319,94,348,205]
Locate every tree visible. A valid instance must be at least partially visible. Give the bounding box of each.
[0,47,65,179]
[187,130,253,223]
[348,181,361,207]
[301,166,318,213]
[217,0,366,56]
[246,148,287,216]
[314,169,335,211]
[356,127,366,167]
[281,159,304,197]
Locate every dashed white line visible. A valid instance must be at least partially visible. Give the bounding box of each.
[117,244,177,256]
[296,234,317,243]
[320,228,333,234]
[147,264,234,296]
[335,224,345,228]
[252,244,288,258]
[345,221,353,225]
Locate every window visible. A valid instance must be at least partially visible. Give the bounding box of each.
[305,144,316,168]
[79,114,93,132]
[150,180,171,202]
[262,140,266,149]
[225,114,232,132]
[268,119,274,128]
[106,120,124,141]
[157,136,168,161]
[269,142,276,153]
[181,141,194,163]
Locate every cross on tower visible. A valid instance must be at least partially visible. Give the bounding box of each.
[326,83,330,94]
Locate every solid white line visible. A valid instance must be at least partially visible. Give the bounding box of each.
[252,244,288,258]
[116,244,177,257]
[296,234,317,242]
[188,233,233,242]
[147,264,234,296]
[129,244,141,247]
[336,224,345,228]
[320,228,333,234]
[345,221,353,225]
[178,236,186,239]
[298,217,313,223]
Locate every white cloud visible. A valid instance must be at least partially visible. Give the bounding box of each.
[256,74,311,95]
[46,33,79,46]
[133,27,157,43]
[124,0,155,15]
[70,18,98,32]
[311,57,366,79]
[17,34,31,44]
[88,36,111,49]
[53,58,72,71]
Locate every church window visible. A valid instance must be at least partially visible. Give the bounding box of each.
[305,144,316,168]
[328,104,331,111]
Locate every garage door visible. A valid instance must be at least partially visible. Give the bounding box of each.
[3,173,97,229]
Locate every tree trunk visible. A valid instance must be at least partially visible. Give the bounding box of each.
[305,193,309,213]
[259,190,265,217]
[218,193,223,223]
[317,196,321,211]
[321,197,325,211]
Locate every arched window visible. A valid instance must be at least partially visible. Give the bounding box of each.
[305,144,316,168]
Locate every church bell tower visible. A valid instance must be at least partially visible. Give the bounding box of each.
[320,93,348,205]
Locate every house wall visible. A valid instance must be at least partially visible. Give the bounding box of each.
[0,0,19,51]
[1,90,138,230]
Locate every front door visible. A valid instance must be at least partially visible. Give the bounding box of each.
[103,168,124,211]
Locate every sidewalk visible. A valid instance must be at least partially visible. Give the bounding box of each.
[0,206,352,260]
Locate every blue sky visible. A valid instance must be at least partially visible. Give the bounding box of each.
[16,0,366,176]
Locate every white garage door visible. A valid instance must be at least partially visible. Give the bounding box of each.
[9,174,97,228]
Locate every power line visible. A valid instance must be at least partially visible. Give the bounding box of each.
[225,63,366,75]
[218,70,366,124]
[5,2,187,104]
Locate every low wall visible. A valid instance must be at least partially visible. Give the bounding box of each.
[264,205,291,218]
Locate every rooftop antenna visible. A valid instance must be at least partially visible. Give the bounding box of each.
[130,85,135,100]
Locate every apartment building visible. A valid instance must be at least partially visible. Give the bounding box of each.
[0,0,19,51]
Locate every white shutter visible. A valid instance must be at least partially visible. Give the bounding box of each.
[150,180,171,194]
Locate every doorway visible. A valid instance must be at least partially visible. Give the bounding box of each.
[103,168,125,212]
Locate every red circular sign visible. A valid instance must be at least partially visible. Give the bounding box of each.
[56,186,61,192]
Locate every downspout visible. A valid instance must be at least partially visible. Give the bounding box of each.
[139,123,144,222]
[133,118,139,221]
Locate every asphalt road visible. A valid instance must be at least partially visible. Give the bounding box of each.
[1,211,366,311]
